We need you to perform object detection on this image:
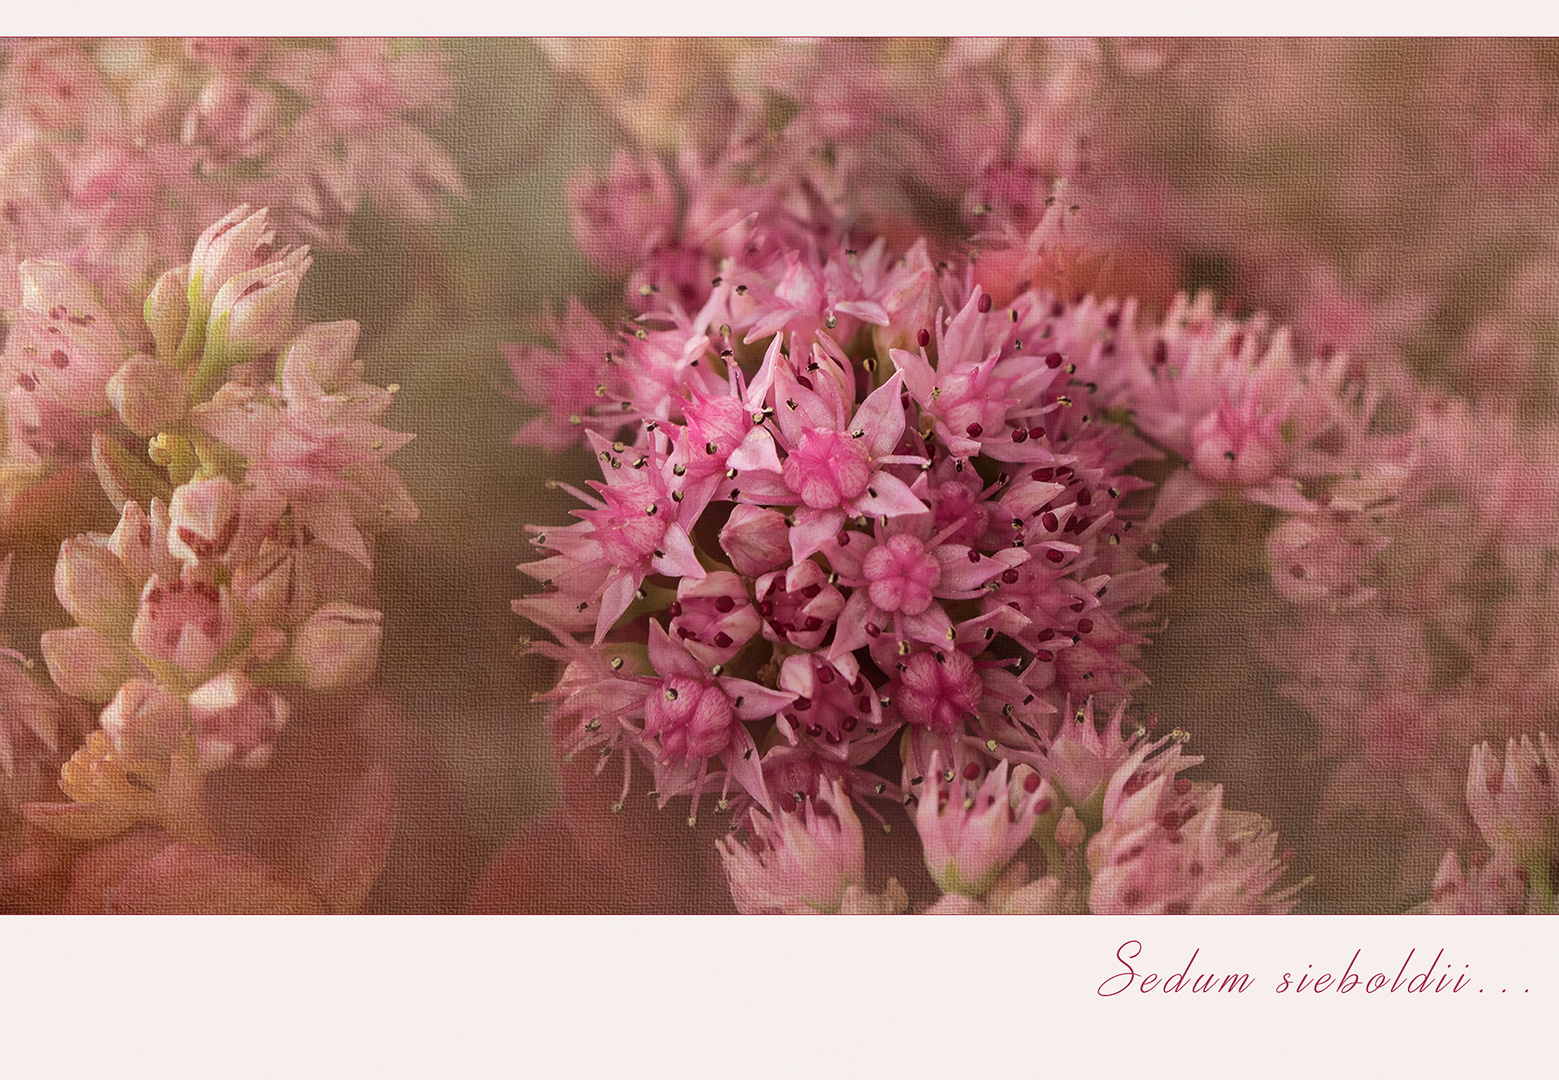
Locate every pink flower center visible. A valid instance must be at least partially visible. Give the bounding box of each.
[863,533,941,615]
[643,676,736,761]
[782,430,870,509]
[897,649,981,733]
[931,480,989,545]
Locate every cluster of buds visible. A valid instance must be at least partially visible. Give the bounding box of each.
[511,206,1342,911]
[0,206,414,907]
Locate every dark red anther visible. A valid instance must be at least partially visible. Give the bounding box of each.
[978,293,992,313]
[1034,797,1052,813]
[794,697,812,712]
[968,549,980,563]
[966,423,984,438]
[1041,512,1058,531]
[804,616,823,631]
[1050,300,1064,317]
[1028,427,1045,440]
[855,695,872,713]
[1122,771,1150,798]
[676,626,696,640]
[1035,650,1054,662]
[713,632,733,648]
[917,328,931,348]
[962,762,981,781]
[801,583,822,600]
[714,596,735,613]
[796,375,814,391]
[1023,772,1042,793]
[1153,340,1168,365]
[17,374,35,392]
[1031,468,1054,481]
[1077,618,1094,634]
[1069,599,1085,613]
[864,622,881,638]
[1045,352,1064,369]
[1011,428,1028,443]
[1001,569,1020,584]
[1076,490,1092,507]
[758,600,775,617]
[816,665,835,684]
[1045,549,1065,563]
[1105,310,1121,330]
[667,601,683,618]
[50,350,69,368]
[836,531,851,547]
[848,677,865,694]
[841,715,858,732]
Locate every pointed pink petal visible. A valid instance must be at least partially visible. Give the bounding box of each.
[853,370,906,458]
[726,427,783,473]
[725,728,771,812]
[789,508,845,564]
[855,472,926,518]
[652,522,705,579]
[594,574,640,644]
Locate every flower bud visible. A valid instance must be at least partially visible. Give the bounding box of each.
[1466,736,1559,858]
[99,679,185,763]
[55,534,137,632]
[107,355,189,436]
[41,627,133,704]
[206,247,309,358]
[108,498,178,584]
[167,476,240,565]
[131,573,239,675]
[291,602,382,690]
[717,504,791,577]
[143,268,191,359]
[643,676,736,761]
[669,571,758,667]
[188,672,289,770]
[188,205,275,306]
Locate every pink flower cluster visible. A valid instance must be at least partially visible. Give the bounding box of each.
[0,206,415,911]
[512,205,1337,910]
[0,38,463,323]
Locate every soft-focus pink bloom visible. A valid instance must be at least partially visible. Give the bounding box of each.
[718,779,870,913]
[1465,736,1559,859]
[913,751,1050,896]
[1426,847,1528,914]
[1086,743,1299,914]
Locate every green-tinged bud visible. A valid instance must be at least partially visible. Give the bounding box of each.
[40,627,133,704]
[199,247,310,379]
[291,603,383,690]
[99,679,186,765]
[144,268,191,360]
[107,355,189,436]
[188,205,276,307]
[55,534,137,633]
